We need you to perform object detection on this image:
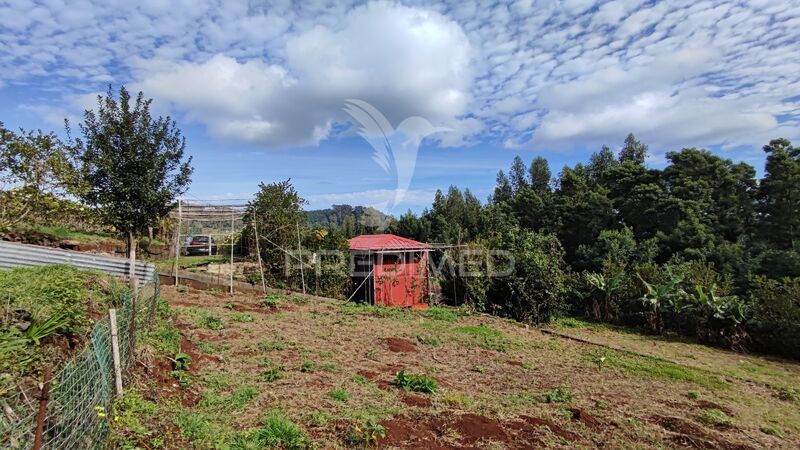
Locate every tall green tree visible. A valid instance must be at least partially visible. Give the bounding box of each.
[69,86,193,281]
[756,138,800,248]
[492,170,513,204]
[509,155,528,194]
[618,132,648,165]
[246,179,305,277]
[528,156,552,195]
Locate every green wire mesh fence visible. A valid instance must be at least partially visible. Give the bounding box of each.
[0,276,160,449]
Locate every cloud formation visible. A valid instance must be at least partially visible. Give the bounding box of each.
[2,0,800,154]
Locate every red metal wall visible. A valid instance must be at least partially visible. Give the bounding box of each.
[373,251,428,307]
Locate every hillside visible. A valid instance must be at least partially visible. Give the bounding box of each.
[111,285,800,449]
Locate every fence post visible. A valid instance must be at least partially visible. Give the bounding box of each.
[32,366,52,450]
[109,309,124,397]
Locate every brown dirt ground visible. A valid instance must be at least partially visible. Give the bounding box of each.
[142,286,800,449]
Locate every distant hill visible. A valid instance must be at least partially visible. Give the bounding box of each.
[305,204,394,236]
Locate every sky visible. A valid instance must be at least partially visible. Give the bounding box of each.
[1,0,799,214]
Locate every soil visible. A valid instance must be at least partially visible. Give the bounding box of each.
[694,400,735,416]
[568,408,601,428]
[652,416,755,450]
[401,394,432,407]
[384,337,417,353]
[356,369,379,380]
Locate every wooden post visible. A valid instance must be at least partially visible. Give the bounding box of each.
[174,199,181,286]
[297,222,306,295]
[253,210,267,293]
[230,212,235,295]
[128,281,137,368]
[32,366,51,450]
[108,309,124,397]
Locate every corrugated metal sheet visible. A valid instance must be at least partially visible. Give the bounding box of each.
[349,233,431,251]
[0,240,155,281]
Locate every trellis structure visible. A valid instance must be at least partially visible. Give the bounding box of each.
[169,199,263,294]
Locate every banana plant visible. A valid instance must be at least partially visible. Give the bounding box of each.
[637,272,684,333]
[585,269,625,321]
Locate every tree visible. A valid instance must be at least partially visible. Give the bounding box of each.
[69,86,193,282]
[528,156,552,195]
[0,124,75,227]
[509,155,529,194]
[246,179,305,278]
[493,170,513,203]
[587,145,617,185]
[618,133,648,165]
[756,138,800,248]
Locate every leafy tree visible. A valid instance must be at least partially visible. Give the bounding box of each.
[492,170,513,203]
[528,156,552,195]
[246,179,305,279]
[69,86,192,281]
[618,132,648,165]
[587,145,617,185]
[509,155,528,194]
[585,269,625,321]
[756,138,800,249]
[0,124,75,227]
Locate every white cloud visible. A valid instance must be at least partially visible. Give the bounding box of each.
[3,0,800,155]
[305,188,437,212]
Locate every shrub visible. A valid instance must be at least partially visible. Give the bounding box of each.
[200,314,225,330]
[747,276,800,359]
[260,365,284,382]
[393,371,438,394]
[345,418,386,447]
[254,411,310,449]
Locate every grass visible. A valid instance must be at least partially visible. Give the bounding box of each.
[586,350,726,389]
[698,408,735,427]
[111,286,800,449]
[155,255,227,272]
[14,223,119,244]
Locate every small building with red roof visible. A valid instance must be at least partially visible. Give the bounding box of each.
[349,234,430,308]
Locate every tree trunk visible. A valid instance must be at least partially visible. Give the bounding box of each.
[128,231,137,289]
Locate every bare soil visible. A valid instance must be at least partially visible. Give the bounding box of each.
[132,286,800,449]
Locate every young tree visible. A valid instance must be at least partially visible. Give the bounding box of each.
[528,156,552,195]
[69,86,193,282]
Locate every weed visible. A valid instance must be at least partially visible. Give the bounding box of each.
[698,408,735,427]
[261,365,284,382]
[328,388,350,402]
[320,363,337,372]
[253,411,310,449]
[170,370,191,389]
[423,305,471,322]
[257,338,287,351]
[471,366,485,374]
[760,425,786,438]
[777,387,798,403]
[305,411,332,427]
[207,288,222,296]
[176,284,189,293]
[232,313,255,323]
[351,374,369,384]
[174,410,209,441]
[585,350,725,389]
[542,385,573,403]
[346,418,386,447]
[223,301,235,310]
[172,352,191,371]
[229,386,259,408]
[300,360,316,373]
[443,392,473,407]
[262,295,281,308]
[200,313,225,330]
[687,391,700,400]
[365,348,378,360]
[393,371,438,394]
[520,361,535,371]
[595,400,609,409]
[415,334,440,346]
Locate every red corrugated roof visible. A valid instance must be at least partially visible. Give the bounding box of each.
[349,234,431,251]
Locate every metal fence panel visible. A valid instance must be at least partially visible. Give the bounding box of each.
[0,241,160,449]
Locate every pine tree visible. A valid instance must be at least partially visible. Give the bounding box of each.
[619,133,648,165]
[509,155,528,194]
[528,156,552,195]
[757,138,800,248]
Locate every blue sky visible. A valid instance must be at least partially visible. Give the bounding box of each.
[1,0,799,214]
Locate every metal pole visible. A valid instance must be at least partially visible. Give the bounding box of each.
[253,210,267,293]
[174,199,181,286]
[230,211,234,295]
[297,222,306,295]
[32,366,51,450]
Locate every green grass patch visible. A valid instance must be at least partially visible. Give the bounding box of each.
[454,324,502,338]
[234,411,310,449]
[542,385,573,403]
[587,350,726,389]
[698,408,735,427]
[328,388,350,402]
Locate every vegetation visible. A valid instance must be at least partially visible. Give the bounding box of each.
[393,371,438,394]
[67,85,193,281]
[386,134,800,359]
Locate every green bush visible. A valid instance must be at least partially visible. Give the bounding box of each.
[748,276,800,359]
